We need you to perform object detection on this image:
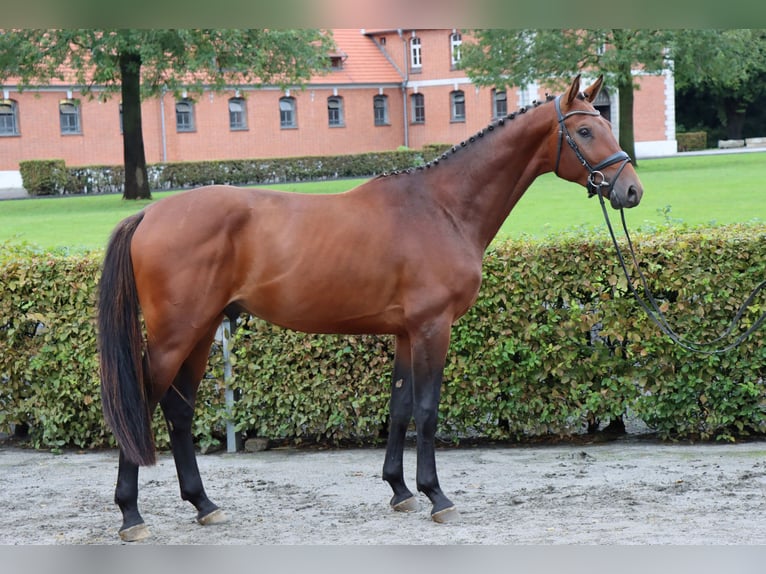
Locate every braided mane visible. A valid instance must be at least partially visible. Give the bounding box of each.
[375,94,559,179]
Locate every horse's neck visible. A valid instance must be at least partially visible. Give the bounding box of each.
[431,109,553,251]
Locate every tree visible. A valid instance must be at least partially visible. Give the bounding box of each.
[459,29,672,166]
[0,29,335,199]
[670,29,766,140]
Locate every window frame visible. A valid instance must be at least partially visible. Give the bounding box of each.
[59,99,81,135]
[175,98,196,133]
[450,90,466,123]
[410,36,422,70]
[411,93,425,124]
[373,94,389,126]
[228,97,248,131]
[0,99,19,136]
[327,95,344,127]
[450,31,462,67]
[492,89,508,120]
[279,96,297,129]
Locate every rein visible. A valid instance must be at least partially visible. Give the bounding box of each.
[596,189,766,355]
[555,93,765,353]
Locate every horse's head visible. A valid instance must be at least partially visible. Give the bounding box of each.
[552,74,643,209]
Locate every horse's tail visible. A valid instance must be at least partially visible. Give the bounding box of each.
[98,211,155,466]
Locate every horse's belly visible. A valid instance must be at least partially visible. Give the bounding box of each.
[236,276,405,336]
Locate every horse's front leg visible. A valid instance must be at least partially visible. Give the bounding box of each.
[411,321,457,523]
[382,334,419,512]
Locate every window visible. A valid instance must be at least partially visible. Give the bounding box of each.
[410,36,422,69]
[280,97,296,128]
[450,31,462,66]
[518,82,538,108]
[59,100,81,135]
[492,89,507,120]
[328,96,344,127]
[229,97,247,130]
[411,93,425,124]
[450,90,465,122]
[330,55,344,70]
[175,99,195,132]
[0,99,19,136]
[373,95,389,126]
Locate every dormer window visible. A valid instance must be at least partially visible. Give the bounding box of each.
[329,52,347,70]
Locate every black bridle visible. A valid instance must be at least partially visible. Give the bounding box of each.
[554,95,632,200]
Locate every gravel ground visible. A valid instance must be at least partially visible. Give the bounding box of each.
[2,436,766,545]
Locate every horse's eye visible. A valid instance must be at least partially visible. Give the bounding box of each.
[577,127,592,138]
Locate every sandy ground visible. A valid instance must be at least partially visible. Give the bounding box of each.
[2,436,766,545]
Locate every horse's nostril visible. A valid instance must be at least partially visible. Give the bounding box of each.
[627,186,640,206]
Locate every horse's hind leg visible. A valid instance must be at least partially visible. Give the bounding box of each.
[159,324,226,526]
[382,334,419,512]
[114,355,155,542]
[115,450,150,541]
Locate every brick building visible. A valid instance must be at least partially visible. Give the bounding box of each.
[0,29,677,189]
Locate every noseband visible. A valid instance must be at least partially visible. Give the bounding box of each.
[554,95,631,199]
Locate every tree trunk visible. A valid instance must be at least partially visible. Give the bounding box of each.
[617,74,638,168]
[119,52,151,200]
[724,100,747,139]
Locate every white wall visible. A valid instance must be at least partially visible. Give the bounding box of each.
[0,170,24,190]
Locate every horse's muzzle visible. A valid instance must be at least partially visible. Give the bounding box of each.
[611,184,643,209]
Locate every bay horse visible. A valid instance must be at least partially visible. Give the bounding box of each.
[98,75,643,541]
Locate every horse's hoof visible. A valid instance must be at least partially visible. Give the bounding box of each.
[119,523,151,542]
[198,508,227,526]
[431,505,458,524]
[391,496,420,513]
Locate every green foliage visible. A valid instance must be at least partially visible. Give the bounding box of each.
[676,131,708,152]
[1,225,764,453]
[18,160,68,196]
[460,29,670,92]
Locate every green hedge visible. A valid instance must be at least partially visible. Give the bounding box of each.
[18,160,68,196]
[1,225,764,454]
[19,146,453,195]
[677,131,708,152]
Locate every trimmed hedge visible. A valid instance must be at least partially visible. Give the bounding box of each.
[18,160,68,196]
[1,224,764,454]
[19,146,453,195]
[677,131,708,152]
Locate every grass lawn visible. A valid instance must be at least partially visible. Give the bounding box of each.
[1,152,764,252]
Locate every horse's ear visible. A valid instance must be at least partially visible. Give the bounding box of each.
[583,75,604,103]
[564,74,582,106]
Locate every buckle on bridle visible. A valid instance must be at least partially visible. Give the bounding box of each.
[587,171,608,198]
[588,170,607,188]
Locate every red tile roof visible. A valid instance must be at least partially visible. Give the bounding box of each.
[309,29,403,85]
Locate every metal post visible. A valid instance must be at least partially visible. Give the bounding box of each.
[221,317,241,453]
